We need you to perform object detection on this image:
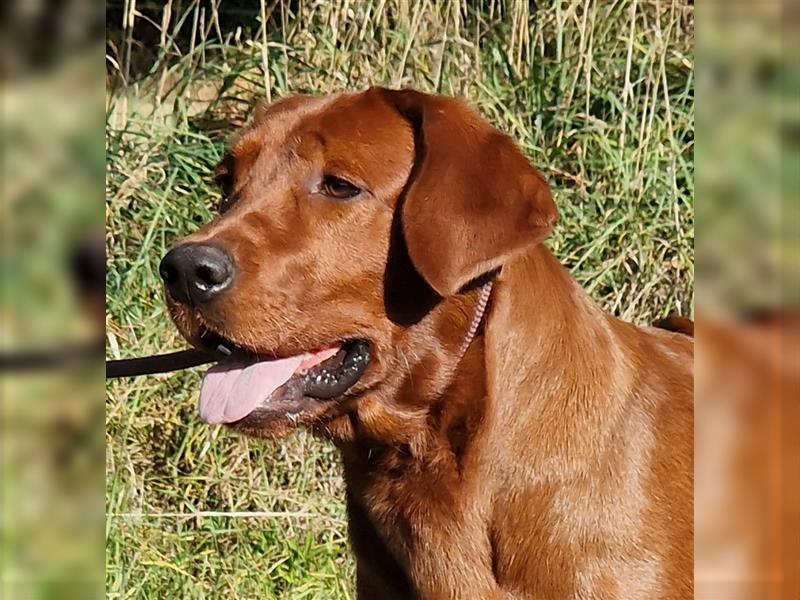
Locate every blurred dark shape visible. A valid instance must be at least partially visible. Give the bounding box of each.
[1,0,103,78]
[69,233,106,327]
[0,341,102,373]
[653,314,695,337]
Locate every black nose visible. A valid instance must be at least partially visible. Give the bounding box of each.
[159,243,234,305]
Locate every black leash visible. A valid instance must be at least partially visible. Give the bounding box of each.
[106,348,216,378]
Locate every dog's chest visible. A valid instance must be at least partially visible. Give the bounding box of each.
[349,444,462,536]
[341,442,475,580]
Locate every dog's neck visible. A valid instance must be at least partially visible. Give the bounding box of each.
[331,244,630,467]
[484,245,636,476]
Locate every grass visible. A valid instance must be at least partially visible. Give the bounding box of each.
[105,1,694,597]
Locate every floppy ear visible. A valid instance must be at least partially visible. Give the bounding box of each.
[380,88,558,297]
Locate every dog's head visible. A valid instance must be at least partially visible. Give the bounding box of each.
[160,88,557,438]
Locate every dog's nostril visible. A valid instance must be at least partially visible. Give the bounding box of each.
[195,262,230,289]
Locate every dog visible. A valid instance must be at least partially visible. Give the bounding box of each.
[158,88,693,599]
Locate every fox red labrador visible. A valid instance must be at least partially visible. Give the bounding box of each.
[159,88,693,599]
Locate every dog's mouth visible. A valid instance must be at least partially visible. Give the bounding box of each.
[196,329,372,426]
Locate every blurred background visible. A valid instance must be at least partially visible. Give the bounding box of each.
[1,1,105,599]
[0,1,795,599]
[694,2,798,599]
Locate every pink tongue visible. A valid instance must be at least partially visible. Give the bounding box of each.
[198,347,340,424]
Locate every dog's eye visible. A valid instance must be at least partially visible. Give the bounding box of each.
[213,168,237,214]
[213,163,234,193]
[320,175,361,200]
[217,193,238,214]
[216,175,232,194]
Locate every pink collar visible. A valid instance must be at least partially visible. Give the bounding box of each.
[457,280,494,359]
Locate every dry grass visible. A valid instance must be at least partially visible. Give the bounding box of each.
[106,1,693,597]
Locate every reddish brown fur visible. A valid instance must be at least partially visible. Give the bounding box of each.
[165,88,693,599]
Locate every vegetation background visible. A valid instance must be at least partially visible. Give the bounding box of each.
[105,1,693,597]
